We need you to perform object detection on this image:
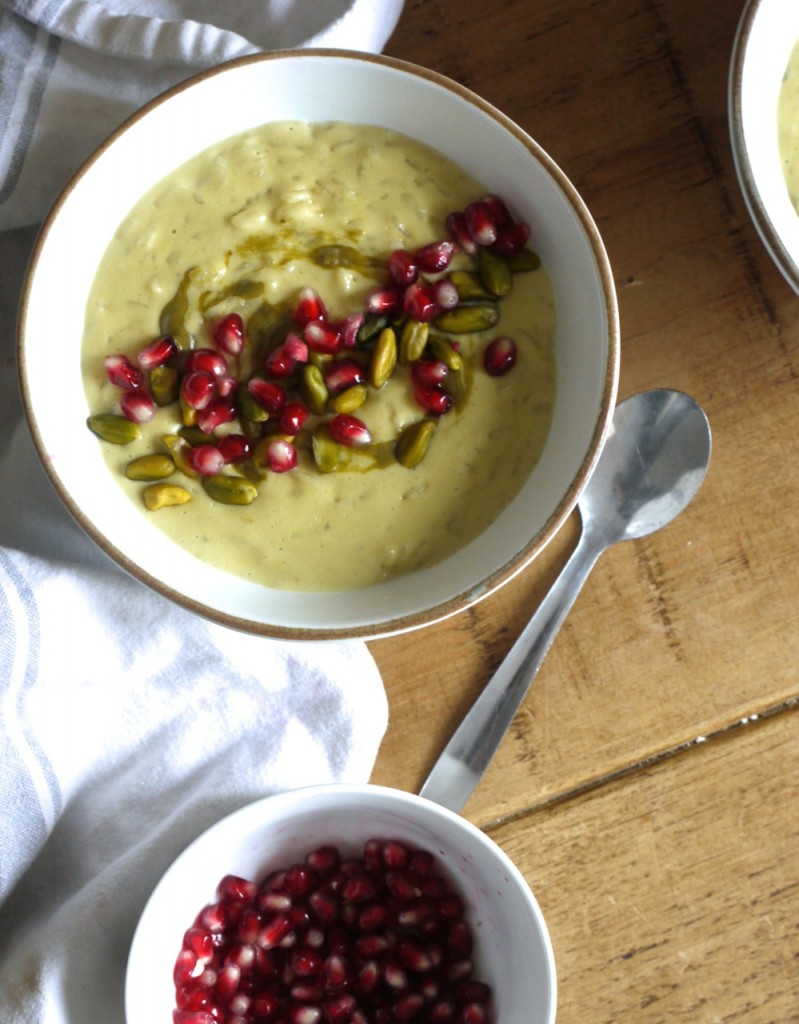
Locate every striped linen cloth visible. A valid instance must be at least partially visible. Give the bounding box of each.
[0,2,403,1020]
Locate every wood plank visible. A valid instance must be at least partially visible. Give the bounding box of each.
[488,707,799,1023]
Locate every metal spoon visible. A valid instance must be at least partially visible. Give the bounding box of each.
[419,388,712,813]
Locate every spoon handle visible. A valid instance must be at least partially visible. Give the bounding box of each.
[419,524,605,813]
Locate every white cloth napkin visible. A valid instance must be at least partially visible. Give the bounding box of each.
[0,0,404,230]
[0,2,403,1021]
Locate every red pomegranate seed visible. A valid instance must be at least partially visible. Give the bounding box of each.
[181,370,216,410]
[383,961,408,990]
[265,345,297,379]
[283,864,317,896]
[283,332,310,363]
[176,984,213,1011]
[329,414,372,447]
[408,850,435,877]
[289,949,322,977]
[365,285,401,315]
[120,389,156,423]
[358,902,389,931]
[198,903,228,933]
[393,992,425,1020]
[355,934,391,958]
[402,280,439,322]
[247,377,287,414]
[174,949,204,987]
[388,249,419,286]
[236,908,263,944]
[184,348,229,377]
[358,960,380,995]
[323,993,357,1021]
[460,981,491,1004]
[308,889,338,924]
[172,1011,216,1024]
[398,939,434,972]
[196,395,237,434]
[279,401,310,435]
[304,319,342,355]
[251,991,279,1018]
[216,433,251,463]
[415,240,457,273]
[137,334,178,370]
[363,839,382,872]
[265,438,298,473]
[426,1001,457,1022]
[183,927,214,961]
[333,312,365,349]
[483,336,517,376]
[447,921,473,956]
[213,313,245,356]
[439,894,464,919]
[105,353,144,390]
[214,963,241,999]
[446,211,478,255]
[492,220,531,255]
[294,287,327,326]
[322,953,351,990]
[413,382,453,416]
[387,872,422,901]
[215,374,237,398]
[464,201,498,246]
[481,193,513,227]
[187,444,224,476]
[290,1006,321,1024]
[323,358,366,395]
[306,846,340,873]
[397,902,435,929]
[412,358,449,388]
[462,1002,488,1024]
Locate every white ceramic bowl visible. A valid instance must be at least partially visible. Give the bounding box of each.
[730,0,799,291]
[18,49,619,640]
[125,783,556,1024]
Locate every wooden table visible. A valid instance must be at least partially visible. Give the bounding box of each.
[369,1,799,1021]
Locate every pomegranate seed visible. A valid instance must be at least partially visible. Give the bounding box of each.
[176,984,213,1011]
[415,240,457,273]
[358,902,389,931]
[174,949,204,987]
[393,993,425,1020]
[323,358,366,395]
[363,840,383,872]
[483,336,517,376]
[119,389,156,423]
[413,382,453,416]
[398,939,433,972]
[397,902,435,928]
[216,433,251,463]
[247,377,287,414]
[213,313,245,356]
[289,949,322,977]
[216,374,237,398]
[447,921,473,956]
[402,280,439,322]
[198,903,228,933]
[304,319,342,355]
[279,401,310,435]
[290,1006,321,1024]
[283,864,317,896]
[265,345,296,379]
[383,961,408,990]
[432,277,460,311]
[225,943,256,974]
[462,1002,488,1024]
[365,285,401,315]
[387,872,422,901]
[183,927,214,961]
[388,249,419,286]
[181,370,216,410]
[172,1011,216,1024]
[137,334,178,369]
[329,414,372,447]
[105,353,144,390]
[265,438,298,473]
[214,963,241,999]
[459,981,491,1003]
[408,851,435,878]
[464,200,497,246]
[445,958,474,982]
[236,908,264,944]
[322,954,350,990]
[196,395,237,434]
[358,960,380,995]
[323,993,356,1021]
[306,846,340,873]
[426,1001,457,1022]
[355,934,391,958]
[258,912,293,948]
[257,890,292,913]
[412,359,449,388]
[187,444,225,476]
[492,220,531,255]
[283,332,310,363]
[333,312,365,349]
[446,211,478,255]
[438,894,464,919]
[184,348,228,377]
[251,990,279,1018]
[294,287,327,326]
[481,193,513,227]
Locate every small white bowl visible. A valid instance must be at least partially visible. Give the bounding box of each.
[730,0,799,291]
[125,783,557,1024]
[18,49,618,640]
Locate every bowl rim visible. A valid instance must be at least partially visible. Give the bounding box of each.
[125,781,558,1024]
[17,47,619,641]
[729,0,799,293]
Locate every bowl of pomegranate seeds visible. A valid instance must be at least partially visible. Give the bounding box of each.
[125,784,556,1024]
[19,50,619,639]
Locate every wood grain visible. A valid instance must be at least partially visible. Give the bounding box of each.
[367,0,799,1020]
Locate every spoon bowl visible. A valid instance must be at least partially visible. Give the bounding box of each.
[420,388,712,812]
